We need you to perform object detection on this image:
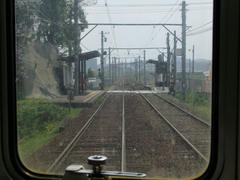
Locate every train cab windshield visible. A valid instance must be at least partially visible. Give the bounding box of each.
[15,0,213,179]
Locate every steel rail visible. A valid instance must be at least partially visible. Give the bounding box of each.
[47,94,109,172]
[121,95,126,172]
[140,94,208,163]
[154,94,210,127]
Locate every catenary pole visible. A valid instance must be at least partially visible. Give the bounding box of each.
[173,31,177,95]
[73,0,80,94]
[192,45,195,73]
[100,31,104,89]
[138,56,141,82]
[167,32,170,88]
[144,50,146,85]
[181,1,187,100]
[109,47,111,80]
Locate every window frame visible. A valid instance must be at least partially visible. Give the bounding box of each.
[0,0,239,179]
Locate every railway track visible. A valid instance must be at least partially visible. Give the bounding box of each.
[142,93,211,161]
[125,94,206,177]
[155,94,210,126]
[47,94,125,173]
[47,91,209,178]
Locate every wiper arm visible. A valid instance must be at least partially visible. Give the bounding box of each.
[63,155,146,180]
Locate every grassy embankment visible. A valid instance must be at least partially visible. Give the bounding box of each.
[17,98,82,161]
[175,92,211,122]
[95,95,105,104]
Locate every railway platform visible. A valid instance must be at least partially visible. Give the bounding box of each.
[107,88,169,94]
[51,90,105,107]
[145,85,169,93]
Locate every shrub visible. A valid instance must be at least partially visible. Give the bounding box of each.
[17,98,68,140]
[175,92,208,106]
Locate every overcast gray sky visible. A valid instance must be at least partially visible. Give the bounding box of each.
[81,0,213,61]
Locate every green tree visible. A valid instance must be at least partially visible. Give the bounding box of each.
[87,68,96,78]
[37,0,67,47]
[15,0,37,99]
[37,0,88,55]
[15,0,89,98]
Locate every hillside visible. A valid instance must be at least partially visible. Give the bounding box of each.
[176,58,212,72]
[23,41,61,99]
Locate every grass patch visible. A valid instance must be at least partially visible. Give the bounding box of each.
[192,102,211,121]
[67,108,82,119]
[17,98,68,139]
[18,121,62,160]
[175,92,211,122]
[17,98,83,160]
[96,95,105,104]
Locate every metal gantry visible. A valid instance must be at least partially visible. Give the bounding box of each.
[64,1,188,96]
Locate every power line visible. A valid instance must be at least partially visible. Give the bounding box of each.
[187,21,212,32]
[187,27,212,36]
[145,3,180,46]
[175,20,212,38]
[104,0,118,51]
[80,43,91,51]
[89,2,212,8]
[145,0,181,47]
[177,19,212,38]
[86,7,212,14]
[79,23,183,26]
[86,9,178,14]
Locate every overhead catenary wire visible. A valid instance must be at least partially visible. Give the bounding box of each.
[145,1,180,46]
[187,27,212,36]
[185,21,212,36]
[104,0,118,52]
[144,0,181,47]
[187,21,212,33]
[89,2,212,8]
[80,43,91,51]
[25,0,213,58]
[85,7,212,15]
[177,19,212,39]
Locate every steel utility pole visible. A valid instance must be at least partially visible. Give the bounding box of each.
[121,60,124,78]
[114,57,117,81]
[74,0,80,95]
[169,31,177,95]
[118,59,121,78]
[181,1,187,100]
[138,56,141,82]
[118,58,120,80]
[125,59,127,78]
[112,57,114,83]
[173,31,177,95]
[192,45,195,73]
[143,50,146,85]
[109,47,111,81]
[135,59,138,81]
[121,59,123,78]
[167,32,170,88]
[188,50,191,91]
[100,31,104,90]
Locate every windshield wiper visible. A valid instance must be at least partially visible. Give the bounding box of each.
[63,155,146,180]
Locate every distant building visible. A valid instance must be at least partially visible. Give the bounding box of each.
[175,71,212,93]
[175,72,205,93]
